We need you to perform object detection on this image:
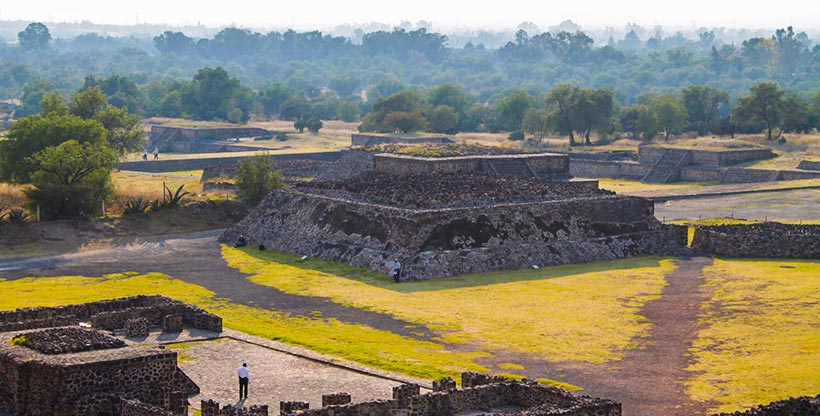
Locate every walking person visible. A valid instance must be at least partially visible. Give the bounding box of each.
[238,361,250,400]
[152,147,159,160]
[391,259,402,283]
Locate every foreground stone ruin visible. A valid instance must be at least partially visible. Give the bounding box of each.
[222,170,687,279]
[201,372,622,416]
[0,296,221,416]
[692,223,820,258]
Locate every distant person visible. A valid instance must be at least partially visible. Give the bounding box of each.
[238,361,250,400]
[152,147,159,160]
[391,260,402,283]
[142,150,148,161]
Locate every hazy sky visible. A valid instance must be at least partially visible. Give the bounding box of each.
[1,0,817,29]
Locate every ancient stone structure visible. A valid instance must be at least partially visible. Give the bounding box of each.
[271,373,621,416]
[710,394,820,416]
[0,328,196,415]
[0,295,222,334]
[322,393,352,407]
[0,297,215,416]
[432,377,457,392]
[202,399,270,416]
[351,133,454,147]
[692,223,820,258]
[797,160,820,171]
[280,401,310,414]
[221,172,686,280]
[162,314,183,333]
[116,152,343,174]
[148,126,274,152]
[568,145,820,184]
[373,153,571,179]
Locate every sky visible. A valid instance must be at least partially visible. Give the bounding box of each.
[0,0,818,30]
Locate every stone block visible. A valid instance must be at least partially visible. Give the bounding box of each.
[162,314,183,333]
[280,401,309,415]
[125,318,149,338]
[322,392,352,407]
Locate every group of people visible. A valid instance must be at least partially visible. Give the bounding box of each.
[142,147,160,161]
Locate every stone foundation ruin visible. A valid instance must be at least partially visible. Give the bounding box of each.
[692,223,820,258]
[221,170,686,279]
[0,296,221,416]
[201,372,621,416]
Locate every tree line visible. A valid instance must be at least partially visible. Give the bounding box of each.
[2,22,820,114]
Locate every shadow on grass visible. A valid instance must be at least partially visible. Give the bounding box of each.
[234,246,667,294]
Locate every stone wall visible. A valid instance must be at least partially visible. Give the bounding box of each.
[797,160,820,171]
[0,327,194,416]
[278,374,620,416]
[149,126,273,152]
[351,134,453,147]
[117,152,343,174]
[220,190,687,279]
[570,160,649,179]
[692,223,820,258]
[710,395,820,416]
[372,153,570,179]
[638,146,774,167]
[0,295,222,333]
[201,399,269,416]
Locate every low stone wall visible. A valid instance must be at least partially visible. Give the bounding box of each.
[117,152,343,174]
[121,399,179,416]
[351,133,453,147]
[313,150,376,182]
[570,159,649,179]
[797,160,820,171]
[711,395,820,416]
[0,295,222,333]
[373,153,569,178]
[221,190,687,279]
[278,374,621,416]
[202,399,269,416]
[678,167,723,182]
[692,223,820,258]
[201,160,333,184]
[638,146,774,167]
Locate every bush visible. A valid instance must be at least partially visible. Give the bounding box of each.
[508,130,525,141]
[275,132,288,141]
[123,197,151,215]
[236,153,286,202]
[7,209,28,224]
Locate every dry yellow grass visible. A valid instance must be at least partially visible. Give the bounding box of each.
[0,182,25,211]
[222,247,675,363]
[596,178,709,193]
[112,171,202,201]
[686,258,820,413]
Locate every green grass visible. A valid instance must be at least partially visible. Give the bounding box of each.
[686,259,820,413]
[223,246,675,363]
[0,272,486,380]
[535,378,584,391]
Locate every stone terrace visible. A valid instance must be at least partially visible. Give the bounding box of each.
[298,172,607,209]
[15,327,126,354]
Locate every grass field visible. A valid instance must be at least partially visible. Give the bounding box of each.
[686,258,820,413]
[222,247,674,363]
[0,272,486,380]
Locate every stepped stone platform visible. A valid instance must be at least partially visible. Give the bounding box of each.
[221,172,686,280]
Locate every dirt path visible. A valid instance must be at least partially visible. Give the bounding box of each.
[0,231,435,341]
[478,257,715,416]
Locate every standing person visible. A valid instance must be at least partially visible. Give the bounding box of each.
[152,147,159,160]
[391,260,402,283]
[238,361,250,400]
[142,150,148,161]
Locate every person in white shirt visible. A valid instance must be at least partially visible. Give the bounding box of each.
[238,362,250,399]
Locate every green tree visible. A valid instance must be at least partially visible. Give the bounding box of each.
[70,86,107,119]
[522,108,550,141]
[181,67,244,121]
[732,82,785,140]
[1,114,107,182]
[17,22,51,50]
[495,88,535,133]
[359,90,426,133]
[545,84,581,145]
[619,104,657,140]
[236,153,286,203]
[681,85,729,136]
[383,112,427,133]
[23,140,117,219]
[780,95,811,133]
[573,88,614,145]
[336,101,360,122]
[39,92,69,116]
[428,105,459,134]
[653,94,688,140]
[94,107,146,155]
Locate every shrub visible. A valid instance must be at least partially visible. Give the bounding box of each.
[236,153,286,203]
[508,130,525,141]
[275,132,288,141]
[149,184,190,211]
[7,209,28,224]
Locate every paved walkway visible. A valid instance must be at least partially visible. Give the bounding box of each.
[621,179,820,201]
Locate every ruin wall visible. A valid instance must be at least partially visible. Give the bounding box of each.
[220,191,687,279]
[351,134,453,147]
[797,160,820,171]
[692,223,820,258]
[150,126,272,141]
[116,152,343,174]
[710,394,820,416]
[372,153,570,178]
[638,146,774,167]
[570,159,649,179]
[0,295,222,333]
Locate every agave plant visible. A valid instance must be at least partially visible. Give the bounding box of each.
[123,197,151,215]
[162,184,190,208]
[7,209,28,224]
